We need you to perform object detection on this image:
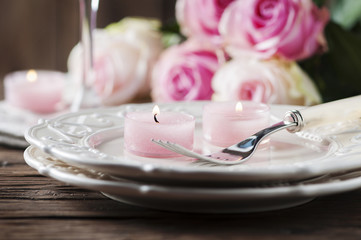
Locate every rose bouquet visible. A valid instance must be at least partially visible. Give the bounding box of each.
[66,1,361,106]
[151,0,361,105]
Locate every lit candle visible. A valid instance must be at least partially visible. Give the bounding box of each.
[202,101,270,147]
[4,70,65,114]
[124,105,195,158]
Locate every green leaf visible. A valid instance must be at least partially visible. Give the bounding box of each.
[330,0,361,30]
[161,32,185,48]
[299,21,361,102]
[160,20,181,34]
[159,20,186,48]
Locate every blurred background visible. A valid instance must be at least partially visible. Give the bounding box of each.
[0,0,176,98]
[0,0,360,103]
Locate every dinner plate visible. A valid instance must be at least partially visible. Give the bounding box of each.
[24,145,361,213]
[24,101,361,186]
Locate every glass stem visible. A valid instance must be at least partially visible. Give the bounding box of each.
[71,0,100,112]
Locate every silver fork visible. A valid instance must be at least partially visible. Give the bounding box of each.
[152,95,361,165]
[152,110,300,165]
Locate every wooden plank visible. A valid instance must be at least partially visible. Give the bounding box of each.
[0,199,155,219]
[1,204,361,240]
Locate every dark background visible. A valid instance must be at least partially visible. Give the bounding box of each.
[0,0,176,98]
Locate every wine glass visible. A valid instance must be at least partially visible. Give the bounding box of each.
[71,0,101,111]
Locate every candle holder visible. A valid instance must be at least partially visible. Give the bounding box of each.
[124,107,195,158]
[4,70,66,114]
[202,101,270,147]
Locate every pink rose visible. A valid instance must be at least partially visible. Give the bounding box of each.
[176,0,235,44]
[219,0,329,60]
[212,57,321,105]
[151,40,221,102]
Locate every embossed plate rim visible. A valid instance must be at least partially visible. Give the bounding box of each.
[24,101,361,185]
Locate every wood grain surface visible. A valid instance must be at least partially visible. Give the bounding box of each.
[1,145,361,240]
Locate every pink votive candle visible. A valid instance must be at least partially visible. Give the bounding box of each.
[124,106,195,158]
[203,101,270,147]
[4,70,65,114]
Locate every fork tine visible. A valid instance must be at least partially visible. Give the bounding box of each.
[151,139,202,159]
[165,143,193,156]
[151,139,248,165]
[151,139,184,154]
[153,139,227,164]
[166,142,204,159]
[151,140,178,152]
[152,139,191,156]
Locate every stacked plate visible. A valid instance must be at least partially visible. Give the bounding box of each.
[24,101,361,213]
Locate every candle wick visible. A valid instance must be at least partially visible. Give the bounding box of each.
[154,114,159,123]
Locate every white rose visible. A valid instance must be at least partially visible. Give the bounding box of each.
[212,57,321,106]
[66,18,163,106]
[106,17,163,96]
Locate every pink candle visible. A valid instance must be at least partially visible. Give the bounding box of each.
[4,70,65,114]
[124,106,195,158]
[203,101,270,147]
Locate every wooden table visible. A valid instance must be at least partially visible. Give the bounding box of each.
[1,145,361,239]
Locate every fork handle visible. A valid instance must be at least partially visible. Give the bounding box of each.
[286,95,361,132]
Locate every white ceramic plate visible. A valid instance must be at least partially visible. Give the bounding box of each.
[24,145,361,213]
[24,101,361,186]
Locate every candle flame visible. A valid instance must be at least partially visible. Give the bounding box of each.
[152,105,160,115]
[153,105,160,123]
[235,102,243,112]
[26,69,38,82]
